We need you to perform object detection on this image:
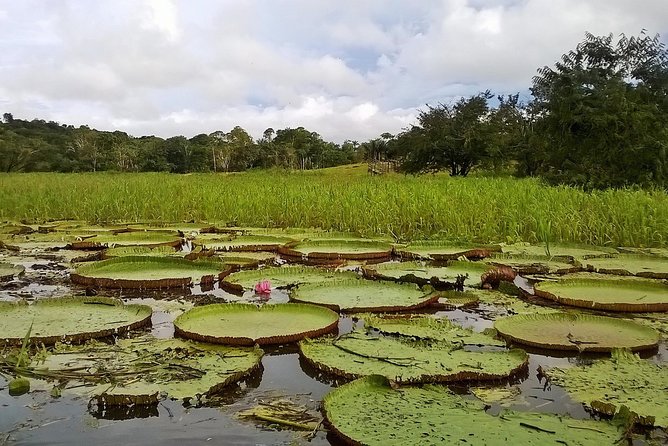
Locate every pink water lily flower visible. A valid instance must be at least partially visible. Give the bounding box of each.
[254,280,272,294]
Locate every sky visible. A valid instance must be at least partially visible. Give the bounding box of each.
[0,0,666,143]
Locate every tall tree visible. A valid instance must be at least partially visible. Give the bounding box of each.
[531,31,668,188]
[400,91,494,176]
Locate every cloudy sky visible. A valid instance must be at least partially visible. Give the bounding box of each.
[1,0,666,143]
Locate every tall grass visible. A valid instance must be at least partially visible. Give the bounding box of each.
[1,168,666,247]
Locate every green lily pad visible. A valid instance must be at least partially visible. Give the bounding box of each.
[194,234,293,252]
[474,289,561,317]
[300,332,528,383]
[617,247,668,257]
[0,262,25,281]
[534,278,668,312]
[486,253,581,275]
[174,303,339,346]
[584,254,668,279]
[362,261,452,280]
[502,243,617,259]
[221,266,359,294]
[291,279,440,312]
[0,222,34,235]
[278,239,393,260]
[71,256,231,289]
[101,245,181,259]
[218,251,276,263]
[362,314,505,346]
[549,349,668,427]
[442,260,492,287]
[494,313,660,352]
[396,241,501,260]
[470,385,522,406]
[34,337,263,405]
[323,375,622,445]
[433,290,480,310]
[0,297,152,346]
[67,230,182,249]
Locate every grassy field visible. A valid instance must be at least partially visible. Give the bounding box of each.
[1,165,667,247]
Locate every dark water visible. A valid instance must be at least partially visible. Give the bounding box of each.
[1,251,666,445]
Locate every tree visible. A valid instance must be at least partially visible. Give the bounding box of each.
[530,31,668,188]
[400,91,494,176]
[69,127,102,171]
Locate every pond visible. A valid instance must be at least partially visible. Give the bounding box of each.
[1,226,667,445]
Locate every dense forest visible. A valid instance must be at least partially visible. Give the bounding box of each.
[1,32,667,189]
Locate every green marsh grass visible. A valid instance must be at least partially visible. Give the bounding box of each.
[1,167,666,247]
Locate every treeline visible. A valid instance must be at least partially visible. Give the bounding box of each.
[0,120,366,174]
[2,32,667,189]
[377,32,668,189]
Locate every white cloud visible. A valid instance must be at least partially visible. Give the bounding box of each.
[0,0,666,142]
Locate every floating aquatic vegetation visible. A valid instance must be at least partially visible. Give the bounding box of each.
[549,349,668,427]
[300,332,528,383]
[278,239,393,261]
[0,262,25,281]
[101,245,181,259]
[323,375,622,445]
[396,241,501,260]
[71,256,232,289]
[12,337,263,405]
[494,313,660,352]
[0,297,152,346]
[432,290,480,310]
[221,266,359,294]
[67,230,183,249]
[291,279,440,312]
[194,234,293,252]
[485,253,581,275]
[362,313,505,346]
[174,303,339,346]
[362,260,489,288]
[237,396,321,432]
[501,243,617,259]
[534,278,668,312]
[584,254,668,279]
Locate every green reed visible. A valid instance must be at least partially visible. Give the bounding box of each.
[1,169,666,247]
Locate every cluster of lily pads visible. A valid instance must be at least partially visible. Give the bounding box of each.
[1,220,667,444]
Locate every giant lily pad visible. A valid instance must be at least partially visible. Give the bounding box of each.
[323,375,622,445]
[486,253,581,275]
[502,243,617,259]
[0,262,25,281]
[278,239,393,260]
[300,332,528,383]
[362,314,505,346]
[362,261,452,280]
[396,241,501,260]
[362,260,489,290]
[442,260,492,287]
[71,256,231,289]
[101,245,181,259]
[549,349,668,427]
[194,234,293,252]
[221,266,359,294]
[291,279,439,312]
[584,254,668,279]
[534,278,668,312]
[494,313,660,352]
[174,303,339,346]
[0,297,151,346]
[68,230,183,249]
[31,337,263,405]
